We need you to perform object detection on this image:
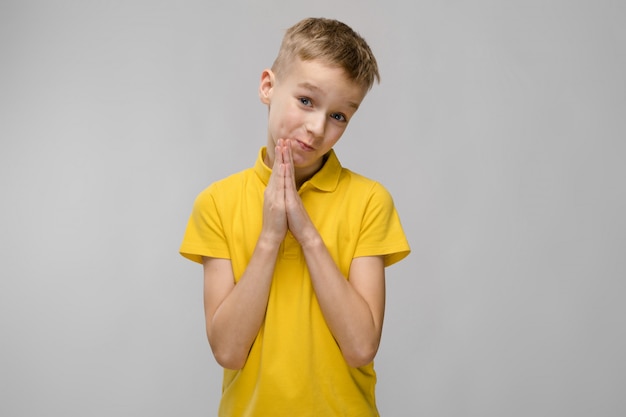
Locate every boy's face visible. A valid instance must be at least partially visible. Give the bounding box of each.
[259,58,367,175]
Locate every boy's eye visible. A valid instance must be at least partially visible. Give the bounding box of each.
[330,113,347,122]
[299,97,312,106]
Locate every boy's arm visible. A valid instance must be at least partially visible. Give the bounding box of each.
[281,142,385,368]
[202,237,279,370]
[303,245,386,368]
[202,143,289,370]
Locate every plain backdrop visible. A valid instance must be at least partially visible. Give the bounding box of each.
[1,0,625,416]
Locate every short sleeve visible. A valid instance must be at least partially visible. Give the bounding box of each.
[179,185,231,264]
[353,182,411,267]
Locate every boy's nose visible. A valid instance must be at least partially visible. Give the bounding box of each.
[305,111,325,138]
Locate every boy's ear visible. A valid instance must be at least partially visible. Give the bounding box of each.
[259,69,275,104]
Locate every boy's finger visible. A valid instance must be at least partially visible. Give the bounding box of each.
[274,140,282,166]
[283,142,297,196]
[286,141,296,178]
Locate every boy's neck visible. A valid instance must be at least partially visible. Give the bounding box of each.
[293,157,325,189]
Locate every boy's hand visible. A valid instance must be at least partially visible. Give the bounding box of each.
[282,140,318,246]
[261,140,289,245]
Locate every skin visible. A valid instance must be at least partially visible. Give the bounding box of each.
[202,58,386,369]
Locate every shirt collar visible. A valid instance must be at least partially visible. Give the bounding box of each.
[254,147,342,192]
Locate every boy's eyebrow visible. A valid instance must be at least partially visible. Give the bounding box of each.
[297,82,360,110]
[298,81,323,94]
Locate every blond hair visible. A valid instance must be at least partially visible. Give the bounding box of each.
[271,17,380,90]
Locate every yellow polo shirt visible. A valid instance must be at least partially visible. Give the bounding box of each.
[180,147,410,416]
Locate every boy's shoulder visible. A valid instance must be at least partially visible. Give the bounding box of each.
[339,166,392,196]
[199,165,257,195]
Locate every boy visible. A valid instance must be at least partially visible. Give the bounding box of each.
[180,17,410,416]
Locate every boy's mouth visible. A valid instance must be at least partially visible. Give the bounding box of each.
[293,139,315,151]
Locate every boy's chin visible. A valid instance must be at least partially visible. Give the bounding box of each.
[293,156,325,171]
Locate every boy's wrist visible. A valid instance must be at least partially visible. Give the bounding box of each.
[257,230,284,251]
[298,230,324,251]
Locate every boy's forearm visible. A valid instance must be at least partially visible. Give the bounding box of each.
[208,235,280,369]
[301,235,383,368]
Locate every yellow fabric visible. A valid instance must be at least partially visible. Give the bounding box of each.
[180,147,410,416]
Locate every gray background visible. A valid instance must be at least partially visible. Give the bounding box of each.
[1,0,624,416]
